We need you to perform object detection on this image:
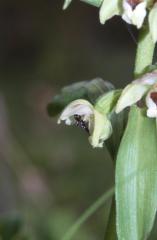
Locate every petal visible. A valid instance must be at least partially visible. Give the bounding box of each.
[133,71,157,85]
[146,90,157,118]
[147,108,157,118]
[58,99,93,124]
[122,1,133,24]
[99,0,121,24]
[116,83,149,113]
[131,2,147,28]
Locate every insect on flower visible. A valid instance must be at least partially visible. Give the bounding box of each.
[58,99,112,148]
[74,114,90,134]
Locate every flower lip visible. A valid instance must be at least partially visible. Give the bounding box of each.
[150,92,157,105]
[146,87,157,118]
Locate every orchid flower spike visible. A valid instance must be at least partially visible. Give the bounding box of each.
[115,70,157,118]
[58,99,112,148]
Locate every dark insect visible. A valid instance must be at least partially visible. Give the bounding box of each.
[74,114,89,134]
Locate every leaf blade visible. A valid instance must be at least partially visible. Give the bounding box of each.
[116,106,157,240]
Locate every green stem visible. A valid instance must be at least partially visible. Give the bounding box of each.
[134,25,155,76]
[105,198,117,240]
[105,23,155,240]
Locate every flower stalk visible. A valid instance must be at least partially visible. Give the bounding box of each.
[105,22,156,240]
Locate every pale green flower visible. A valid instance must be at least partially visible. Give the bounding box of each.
[58,99,112,148]
[115,70,157,118]
[122,0,147,29]
[100,0,147,28]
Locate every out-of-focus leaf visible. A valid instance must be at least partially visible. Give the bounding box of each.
[63,0,73,10]
[116,106,157,240]
[62,187,114,240]
[0,214,22,240]
[47,78,114,116]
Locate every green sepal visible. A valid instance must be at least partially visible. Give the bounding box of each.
[106,109,127,159]
[80,0,103,7]
[95,89,121,115]
[116,106,157,240]
[143,62,157,73]
[99,0,121,24]
[47,78,114,116]
[115,83,149,113]
[149,3,157,43]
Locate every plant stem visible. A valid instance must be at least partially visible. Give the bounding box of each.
[105,23,155,240]
[134,25,155,76]
[105,198,117,240]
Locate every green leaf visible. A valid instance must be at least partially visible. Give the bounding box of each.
[116,106,157,240]
[47,78,114,116]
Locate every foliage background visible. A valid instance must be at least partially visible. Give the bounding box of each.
[1,0,156,239]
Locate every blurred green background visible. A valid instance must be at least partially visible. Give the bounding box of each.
[1,0,156,239]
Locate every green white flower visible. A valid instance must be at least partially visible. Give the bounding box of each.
[122,0,147,29]
[100,0,148,28]
[58,99,112,148]
[116,70,157,118]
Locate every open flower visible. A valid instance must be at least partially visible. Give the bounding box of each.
[58,99,112,148]
[115,70,157,118]
[100,0,147,29]
[122,0,147,28]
